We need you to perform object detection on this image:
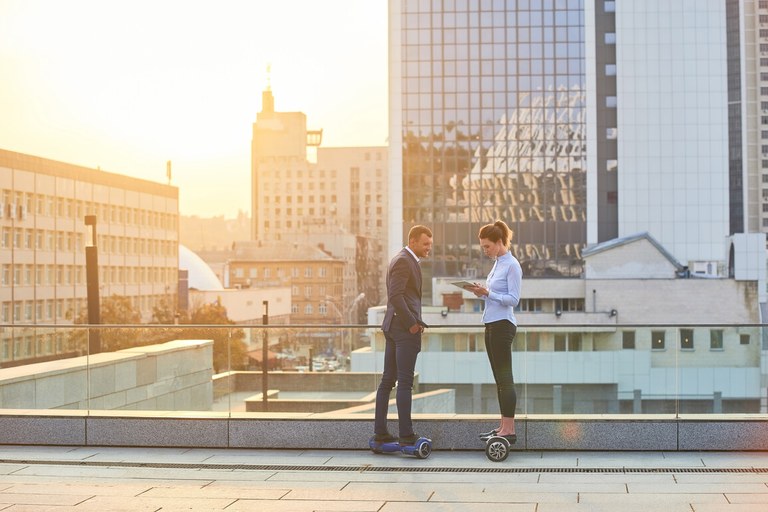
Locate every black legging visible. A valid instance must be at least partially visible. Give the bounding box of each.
[484,319,517,417]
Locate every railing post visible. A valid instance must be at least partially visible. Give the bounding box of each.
[261,300,269,412]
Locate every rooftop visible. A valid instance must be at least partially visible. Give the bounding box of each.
[0,444,765,510]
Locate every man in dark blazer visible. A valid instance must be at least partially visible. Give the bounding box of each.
[373,225,433,445]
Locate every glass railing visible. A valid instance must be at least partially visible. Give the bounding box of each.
[0,323,765,416]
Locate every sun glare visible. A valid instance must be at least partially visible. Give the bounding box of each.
[0,0,387,216]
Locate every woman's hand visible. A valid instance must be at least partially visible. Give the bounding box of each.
[466,284,488,297]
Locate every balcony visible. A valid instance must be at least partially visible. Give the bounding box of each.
[0,322,765,451]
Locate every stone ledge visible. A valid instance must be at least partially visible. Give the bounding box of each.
[0,412,764,450]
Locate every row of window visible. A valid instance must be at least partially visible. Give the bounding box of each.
[1,298,87,322]
[262,218,383,231]
[0,227,176,257]
[262,194,338,204]
[289,302,347,316]
[504,330,752,353]
[0,294,170,324]
[0,332,68,361]
[0,190,177,230]
[1,264,176,287]
[622,329,750,351]
[517,298,585,312]
[232,266,333,279]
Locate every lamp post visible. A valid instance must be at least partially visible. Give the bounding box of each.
[84,215,100,355]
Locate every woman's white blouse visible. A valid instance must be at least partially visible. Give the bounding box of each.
[481,251,522,325]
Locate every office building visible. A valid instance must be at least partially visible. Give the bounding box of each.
[250,86,388,310]
[0,149,179,365]
[356,232,765,413]
[226,240,344,325]
[388,0,765,286]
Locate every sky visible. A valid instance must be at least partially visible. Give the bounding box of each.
[0,0,388,217]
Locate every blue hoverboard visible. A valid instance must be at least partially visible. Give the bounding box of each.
[369,436,432,459]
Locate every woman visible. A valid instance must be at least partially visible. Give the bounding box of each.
[467,220,522,443]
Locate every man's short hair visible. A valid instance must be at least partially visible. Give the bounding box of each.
[408,225,433,241]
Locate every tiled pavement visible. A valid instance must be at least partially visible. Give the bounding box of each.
[0,445,765,511]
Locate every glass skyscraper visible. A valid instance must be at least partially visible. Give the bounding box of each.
[389,0,759,291]
[390,0,588,282]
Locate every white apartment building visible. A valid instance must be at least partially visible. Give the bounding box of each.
[0,149,178,365]
[355,232,768,414]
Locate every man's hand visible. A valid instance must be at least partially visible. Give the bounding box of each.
[409,323,424,334]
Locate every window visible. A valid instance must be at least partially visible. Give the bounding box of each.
[606,95,618,107]
[518,298,542,312]
[604,32,616,45]
[291,304,298,314]
[319,302,327,315]
[605,64,617,76]
[607,159,618,172]
[304,304,313,315]
[740,334,750,345]
[292,285,299,296]
[568,333,582,352]
[554,334,566,352]
[710,330,723,350]
[525,332,540,351]
[606,127,617,139]
[304,267,312,278]
[680,328,694,350]
[651,331,665,350]
[622,331,635,349]
[604,1,615,12]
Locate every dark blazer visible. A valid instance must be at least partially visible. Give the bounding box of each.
[382,248,426,332]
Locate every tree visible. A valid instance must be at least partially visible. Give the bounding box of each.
[187,302,248,373]
[70,294,142,353]
[152,299,247,373]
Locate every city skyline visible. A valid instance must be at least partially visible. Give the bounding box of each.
[0,0,388,217]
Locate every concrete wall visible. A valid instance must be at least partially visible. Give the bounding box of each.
[0,411,765,451]
[0,340,213,410]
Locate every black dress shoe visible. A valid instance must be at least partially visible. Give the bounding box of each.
[479,429,498,439]
[373,433,396,443]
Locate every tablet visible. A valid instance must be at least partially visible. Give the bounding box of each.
[451,280,478,290]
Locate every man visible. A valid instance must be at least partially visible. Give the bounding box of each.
[373,225,433,445]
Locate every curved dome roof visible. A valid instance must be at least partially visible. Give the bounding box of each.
[179,244,224,291]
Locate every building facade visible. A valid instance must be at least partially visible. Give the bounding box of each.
[250,87,388,309]
[0,149,179,365]
[356,232,766,413]
[389,0,764,288]
[226,240,344,325]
